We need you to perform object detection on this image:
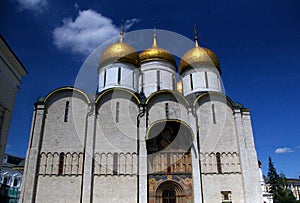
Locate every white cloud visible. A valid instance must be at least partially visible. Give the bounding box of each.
[124,19,141,30]
[53,9,140,56]
[275,147,294,154]
[16,0,47,12]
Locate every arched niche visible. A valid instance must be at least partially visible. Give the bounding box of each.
[146,120,194,154]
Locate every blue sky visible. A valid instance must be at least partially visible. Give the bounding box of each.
[1,0,299,178]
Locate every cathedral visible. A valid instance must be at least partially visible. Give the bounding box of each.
[21,28,263,203]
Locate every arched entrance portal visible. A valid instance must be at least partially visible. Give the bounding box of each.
[162,190,176,203]
[155,181,185,203]
[146,120,194,203]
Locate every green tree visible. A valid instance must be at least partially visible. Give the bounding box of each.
[267,156,299,203]
[267,156,279,193]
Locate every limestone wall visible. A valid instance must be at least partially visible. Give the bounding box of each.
[197,100,239,153]
[93,176,137,203]
[201,174,244,203]
[42,92,88,151]
[95,98,138,153]
[36,176,82,203]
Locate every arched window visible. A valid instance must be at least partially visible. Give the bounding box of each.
[113,153,118,175]
[205,71,209,88]
[190,74,193,90]
[115,102,120,123]
[132,72,135,88]
[103,70,107,87]
[216,152,222,174]
[3,176,9,185]
[162,189,176,203]
[212,104,216,124]
[165,103,169,119]
[141,73,144,92]
[172,74,176,90]
[117,67,121,84]
[64,101,69,122]
[58,152,65,175]
[157,70,161,90]
[13,178,18,187]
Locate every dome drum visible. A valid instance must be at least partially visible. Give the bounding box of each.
[181,66,222,96]
[98,63,139,93]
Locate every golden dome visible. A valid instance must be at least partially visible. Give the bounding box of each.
[99,39,140,68]
[139,35,176,67]
[179,40,221,74]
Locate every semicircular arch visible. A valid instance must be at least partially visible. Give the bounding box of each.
[95,87,140,108]
[155,180,185,196]
[146,90,190,109]
[44,86,91,105]
[146,119,194,140]
[193,91,235,110]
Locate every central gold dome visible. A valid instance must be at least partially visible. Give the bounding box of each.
[99,41,140,68]
[179,41,220,74]
[139,36,176,67]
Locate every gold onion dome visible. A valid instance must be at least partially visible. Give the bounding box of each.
[179,37,221,74]
[99,33,140,68]
[139,34,176,67]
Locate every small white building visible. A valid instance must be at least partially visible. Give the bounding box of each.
[21,30,263,203]
[0,154,24,199]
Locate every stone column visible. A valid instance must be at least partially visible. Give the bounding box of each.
[20,103,45,203]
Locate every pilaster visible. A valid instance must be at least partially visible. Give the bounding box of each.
[241,109,263,202]
[20,103,45,203]
[81,105,96,203]
[138,113,147,203]
[188,108,203,203]
[234,108,262,203]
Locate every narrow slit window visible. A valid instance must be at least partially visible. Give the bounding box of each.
[64,101,69,122]
[116,102,120,123]
[157,70,161,91]
[167,153,171,173]
[58,152,65,175]
[118,67,121,84]
[113,153,118,175]
[132,72,135,88]
[190,74,193,90]
[216,152,222,174]
[172,74,176,90]
[205,71,209,88]
[218,76,221,90]
[165,103,169,119]
[141,73,144,92]
[212,104,216,124]
[103,70,107,87]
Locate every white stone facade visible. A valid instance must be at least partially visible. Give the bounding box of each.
[0,36,27,164]
[21,35,263,203]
